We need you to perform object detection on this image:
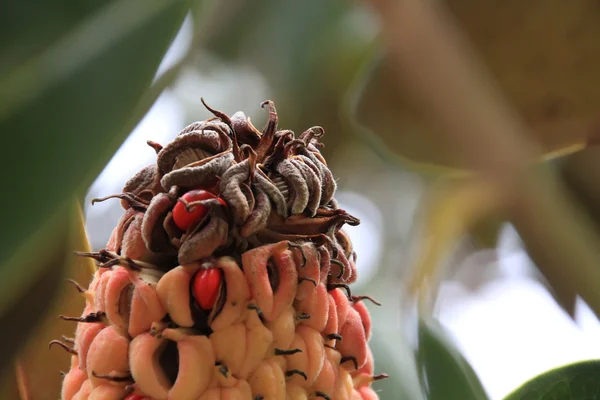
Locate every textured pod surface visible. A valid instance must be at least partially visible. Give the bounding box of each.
[58,101,384,399]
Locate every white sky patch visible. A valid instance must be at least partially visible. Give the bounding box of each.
[437,226,600,399]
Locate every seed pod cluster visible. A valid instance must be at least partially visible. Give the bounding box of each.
[57,100,386,400]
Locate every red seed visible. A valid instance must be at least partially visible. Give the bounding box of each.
[172,190,217,231]
[192,268,223,310]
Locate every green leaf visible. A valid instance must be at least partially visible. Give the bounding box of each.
[0,0,190,321]
[417,317,489,400]
[369,326,426,400]
[504,360,600,400]
[0,0,192,372]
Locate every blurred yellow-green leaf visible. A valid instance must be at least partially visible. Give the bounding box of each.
[352,0,600,171]
[0,204,96,399]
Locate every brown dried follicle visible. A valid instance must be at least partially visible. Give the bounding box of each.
[88,99,359,284]
[57,100,384,400]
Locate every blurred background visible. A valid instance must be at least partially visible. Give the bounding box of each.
[79,2,600,398]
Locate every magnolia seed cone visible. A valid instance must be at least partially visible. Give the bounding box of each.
[57,100,386,400]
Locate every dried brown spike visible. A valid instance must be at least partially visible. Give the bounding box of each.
[48,340,77,355]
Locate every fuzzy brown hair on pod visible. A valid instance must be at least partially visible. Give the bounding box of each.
[55,99,387,400]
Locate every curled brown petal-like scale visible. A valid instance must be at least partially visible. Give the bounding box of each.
[141,193,177,254]
[301,148,336,205]
[291,157,322,216]
[254,169,288,217]
[255,100,278,163]
[157,126,230,175]
[219,160,251,225]
[336,229,355,260]
[178,206,229,265]
[277,159,309,215]
[240,188,272,238]
[262,209,359,242]
[231,111,262,147]
[122,164,163,204]
[106,208,136,254]
[160,151,234,191]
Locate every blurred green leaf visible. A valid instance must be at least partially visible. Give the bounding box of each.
[0,0,190,325]
[369,327,426,400]
[417,317,489,400]
[503,360,600,400]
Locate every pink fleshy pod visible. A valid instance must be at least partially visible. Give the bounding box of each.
[357,386,379,400]
[241,241,298,322]
[156,264,200,327]
[74,322,105,370]
[210,256,251,332]
[71,379,92,400]
[330,288,350,328]
[130,330,215,400]
[336,307,369,372]
[88,384,127,400]
[322,292,339,346]
[351,346,374,387]
[104,266,166,337]
[285,326,325,387]
[92,269,113,314]
[86,326,130,388]
[61,356,87,400]
[291,242,321,301]
[294,282,329,332]
[352,300,372,341]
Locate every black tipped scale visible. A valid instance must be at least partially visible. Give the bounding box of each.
[340,356,359,370]
[298,276,317,287]
[285,369,308,380]
[58,311,107,324]
[316,392,332,400]
[352,295,382,306]
[288,241,307,267]
[330,258,345,279]
[48,340,77,355]
[327,283,352,300]
[66,279,86,293]
[275,348,303,356]
[91,371,133,382]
